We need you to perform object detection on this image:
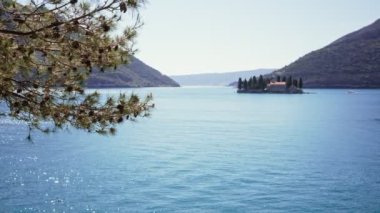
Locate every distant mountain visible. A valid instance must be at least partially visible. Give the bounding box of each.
[171,69,275,86]
[86,57,179,88]
[269,19,380,88]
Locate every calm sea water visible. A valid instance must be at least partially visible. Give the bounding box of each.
[0,87,380,212]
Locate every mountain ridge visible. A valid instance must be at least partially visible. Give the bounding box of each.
[269,18,380,88]
[86,57,179,88]
[171,69,275,86]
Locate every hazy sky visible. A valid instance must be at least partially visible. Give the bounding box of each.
[132,0,380,75]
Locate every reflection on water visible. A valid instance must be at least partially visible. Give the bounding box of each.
[0,87,380,212]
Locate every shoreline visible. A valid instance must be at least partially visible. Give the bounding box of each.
[237,89,303,94]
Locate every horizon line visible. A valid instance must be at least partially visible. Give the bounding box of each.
[169,68,278,76]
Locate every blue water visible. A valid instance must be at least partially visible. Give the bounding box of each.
[1,87,380,212]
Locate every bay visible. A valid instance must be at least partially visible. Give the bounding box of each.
[0,87,380,212]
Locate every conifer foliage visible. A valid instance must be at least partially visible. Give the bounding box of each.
[237,75,303,91]
[0,0,153,135]
[237,75,269,91]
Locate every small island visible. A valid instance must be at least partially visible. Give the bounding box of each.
[237,75,303,94]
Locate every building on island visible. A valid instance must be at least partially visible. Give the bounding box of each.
[237,75,303,94]
[266,82,287,92]
[266,81,302,93]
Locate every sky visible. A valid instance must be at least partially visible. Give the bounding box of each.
[132,0,380,75]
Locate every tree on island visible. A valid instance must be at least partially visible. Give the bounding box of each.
[237,75,304,93]
[299,78,303,88]
[293,79,298,87]
[286,76,293,88]
[252,76,257,89]
[0,0,153,137]
[238,77,242,90]
[243,79,248,90]
[248,77,253,89]
[282,76,286,82]
[249,76,256,89]
[258,75,265,90]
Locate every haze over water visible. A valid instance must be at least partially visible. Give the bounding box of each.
[1,87,380,211]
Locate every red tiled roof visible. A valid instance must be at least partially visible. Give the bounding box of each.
[269,82,286,86]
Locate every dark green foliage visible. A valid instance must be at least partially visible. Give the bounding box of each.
[286,76,292,88]
[253,76,257,89]
[249,77,254,89]
[258,75,265,90]
[293,79,298,87]
[243,79,248,90]
[299,78,303,88]
[238,78,242,90]
[237,75,304,92]
[0,0,153,136]
[237,75,281,91]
